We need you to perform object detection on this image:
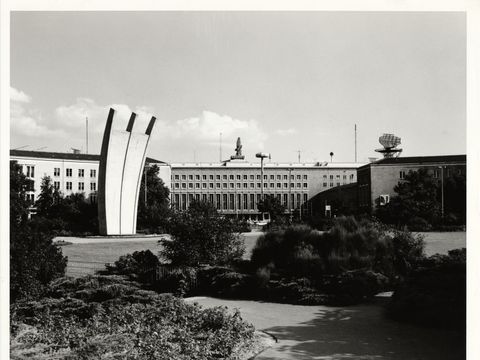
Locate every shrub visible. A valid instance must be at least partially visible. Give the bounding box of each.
[387,248,466,330]
[11,275,256,360]
[161,200,245,266]
[103,250,160,283]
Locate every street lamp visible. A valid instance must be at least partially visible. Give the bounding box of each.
[438,166,445,218]
[256,152,271,201]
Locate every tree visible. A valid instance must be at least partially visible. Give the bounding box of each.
[376,168,441,228]
[35,176,62,217]
[137,164,171,232]
[10,161,32,228]
[160,200,245,266]
[10,162,67,302]
[257,195,286,224]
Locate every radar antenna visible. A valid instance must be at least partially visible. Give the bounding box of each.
[375,133,402,158]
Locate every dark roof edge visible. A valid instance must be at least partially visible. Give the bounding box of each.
[10,149,165,164]
[359,154,466,169]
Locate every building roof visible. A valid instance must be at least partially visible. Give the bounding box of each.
[10,149,165,164]
[359,154,466,169]
[170,161,365,169]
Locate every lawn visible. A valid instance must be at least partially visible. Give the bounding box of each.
[59,231,466,277]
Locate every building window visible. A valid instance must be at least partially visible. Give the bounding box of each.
[303,183,308,188]
[283,194,288,206]
[25,165,35,178]
[188,175,193,180]
[433,169,440,178]
[290,175,294,180]
[229,175,234,180]
[284,183,288,188]
[174,183,179,189]
[277,175,281,180]
[323,183,327,187]
[250,175,255,180]
[330,175,333,180]
[303,194,308,203]
[237,183,242,188]
[209,183,214,188]
[54,168,60,177]
[209,175,214,180]
[216,183,221,188]
[297,183,301,188]
[257,175,261,180]
[270,183,275,188]
[181,194,187,210]
[174,174,179,180]
[290,183,294,188]
[222,194,228,209]
[350,174,354,180]
[216,194,221,209]
[66,168,72,177]
[330,182,333,187]
[399,171,406,179]
[202,175,207,180]
[243,183,248,188]
[223,183,228,188]
[90,182,96,191]
[303,175,308,180]
[195,194,200,201]
[257,183,261,188]
[337,182,340,187]
[343,175,347,180]
[229,194,235,209]
[54,181,60,190]
[202,183,207,188]
[66,181,72,190]
[250,194,255,209]
[188,183,193,189]
[296,175,301,180]
[277,183,281,188]
[336,175,340,179]
[174,194,180,209]
[91,169,96,178]
[195,183,200,188]
[243,175,248,180]
[223,175,228,180]
[230,183,235,188]
[237,175,241,180]
[181,175,186,180]
[250,183,255,188]
[263,183,268,188]
[216,175,221,180]
[89,193,97,204]
[323,175,327,179]
[243,194,248,210]
[78,169,84,177]
[78,182,84,191]
[270,175,275,180]
[209,194,214,204]
[195,175,200,180]
[263,175,268,180]
[181,183,186,189]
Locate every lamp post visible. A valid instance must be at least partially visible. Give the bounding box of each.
[438,166,445,218]
[256,152,270,201]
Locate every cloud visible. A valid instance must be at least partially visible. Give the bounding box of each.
[11,93,267,161]
[275,128,297,136]
[10,87,31,103]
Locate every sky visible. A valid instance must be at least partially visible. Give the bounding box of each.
[10,11,466,164]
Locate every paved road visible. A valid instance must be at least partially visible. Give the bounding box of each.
[185,297,465,360]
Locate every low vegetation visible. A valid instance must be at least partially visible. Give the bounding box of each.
[11,275,256,360]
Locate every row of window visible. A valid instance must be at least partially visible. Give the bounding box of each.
[173,193,309,211]
[58,181,97,191]
[173,174,310,181]
[173,182,309,190]
[60,168,96,178]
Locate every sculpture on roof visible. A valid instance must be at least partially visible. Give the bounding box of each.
[230,137,245,160]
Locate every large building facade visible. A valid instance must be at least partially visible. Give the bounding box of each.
[10,150,169,211]
[10,149,364,220]
[170,158,361,219]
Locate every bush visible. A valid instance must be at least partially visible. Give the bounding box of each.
[102,250,160,283]
[10,224,67,302]
[387,248,466,330]
[161,200,245,266]
[11,275,256,360]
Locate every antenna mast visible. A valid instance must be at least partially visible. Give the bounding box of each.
[86,116,89,154]
[219,132,222,162]
[297,150,301,163]
[354,124,357,162]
